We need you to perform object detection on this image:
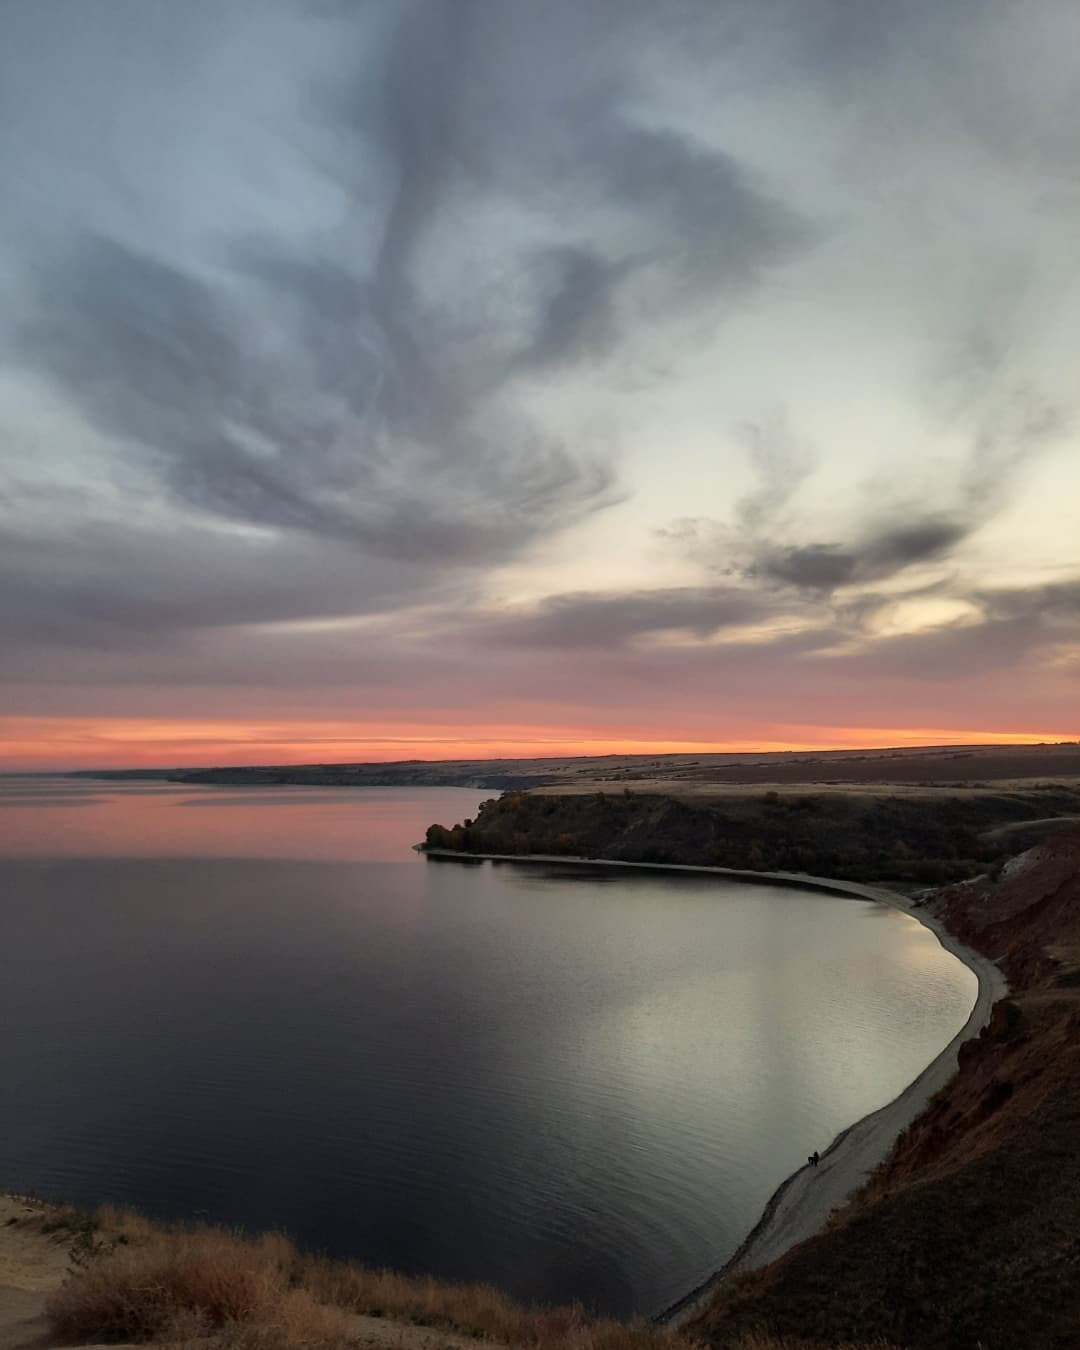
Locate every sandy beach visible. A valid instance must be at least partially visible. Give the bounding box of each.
[424,850,1007,1324]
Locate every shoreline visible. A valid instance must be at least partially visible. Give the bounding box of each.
[421,848,1008,1325]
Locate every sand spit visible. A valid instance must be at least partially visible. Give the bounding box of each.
[422,850,1007,1324]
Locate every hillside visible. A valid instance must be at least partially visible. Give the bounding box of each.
[685,828,1080,1349]
[423,781,1080,886]
[72,741,1080,792]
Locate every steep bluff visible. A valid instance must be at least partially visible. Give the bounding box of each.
[687,829,1080,1350]
[424,785,1080,886]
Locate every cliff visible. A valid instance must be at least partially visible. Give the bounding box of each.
[423,783,1080,886]
[685,828,1080,1349]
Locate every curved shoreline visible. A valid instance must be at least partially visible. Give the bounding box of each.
[421,848,1008,1325]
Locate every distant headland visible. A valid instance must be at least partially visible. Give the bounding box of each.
[66,739,1080,791]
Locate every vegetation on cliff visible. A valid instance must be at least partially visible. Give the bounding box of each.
[424,784,1080,884]
[9,1196,889,1350]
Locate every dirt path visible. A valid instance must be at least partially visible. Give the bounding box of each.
[0,1200,72,1295]
[348,1315,493,1348]
[0,1287,50,1350]
[0,1286,485,1350]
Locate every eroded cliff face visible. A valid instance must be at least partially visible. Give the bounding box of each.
[690,829,1080,1350]
[935,831,1080,985]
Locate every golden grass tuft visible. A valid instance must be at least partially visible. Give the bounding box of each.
[94,1202,161,1245]
[294,1253,700,1348]
[45,1219,701,1349]
[45,1228,323,1343]
[40,1204,889,1350]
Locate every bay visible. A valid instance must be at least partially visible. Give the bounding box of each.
[0,778,975,1316]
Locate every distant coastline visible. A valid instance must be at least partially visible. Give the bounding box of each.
[58,738,1080,793]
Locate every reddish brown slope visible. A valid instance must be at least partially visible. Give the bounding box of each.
[690,829,1080,1350]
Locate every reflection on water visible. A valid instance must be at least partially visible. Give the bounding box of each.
[0,776,479,862]
[0,779,976,1316]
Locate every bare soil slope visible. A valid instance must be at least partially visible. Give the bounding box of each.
[687,829,1080,1350]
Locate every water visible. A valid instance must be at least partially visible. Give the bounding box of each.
[0,777,976,1316]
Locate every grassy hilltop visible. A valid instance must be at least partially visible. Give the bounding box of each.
[424,779,1080,887]
[97,739,1080,792]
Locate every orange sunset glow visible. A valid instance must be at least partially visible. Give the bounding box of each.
[3,716,1075,772]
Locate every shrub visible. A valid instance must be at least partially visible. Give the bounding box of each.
[46,1230,306,1342]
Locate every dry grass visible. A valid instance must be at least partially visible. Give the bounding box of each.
[40,1205,894,1349]
[725,1341,900,1350]
[44,1212,703,1349]
[296,1252,699,1348]
[46,1226,349,1346]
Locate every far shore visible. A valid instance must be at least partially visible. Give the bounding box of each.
[421,846,1008,1324]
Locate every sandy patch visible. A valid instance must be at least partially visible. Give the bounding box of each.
[0,1200,74,1295]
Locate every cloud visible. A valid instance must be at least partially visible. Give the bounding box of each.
[473,586,783,649]
[980,579,1080,621]
[695,377,1070,597]
[591,118,810,287]
[7,0,819,592]
[756,518,969,591]
[15,233,616,566]
[1,1,1079,752]
[731,414,816,534]
[0,516,438,652]
[516,247,632,370]
[331,0,815,374]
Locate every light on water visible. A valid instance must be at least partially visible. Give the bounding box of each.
[0,779,976,1317]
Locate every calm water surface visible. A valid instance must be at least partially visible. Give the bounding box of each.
[0,778,975,1316]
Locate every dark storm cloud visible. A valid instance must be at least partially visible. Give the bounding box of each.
[756,518,969,591]
[7,0,816,597]
[980,579,1080,622]
[515,116,811,367]
[712,377,1070,597]
[593,120,809,283]
[817,616,1047,683]
[0,517,434,653]
[16,233,615,566]
[332,0,813,371]
[516,248,630,370]
[474,586,781,650]
[506,130,807,371]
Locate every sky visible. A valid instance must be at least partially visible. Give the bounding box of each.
[2,0,1078,770]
